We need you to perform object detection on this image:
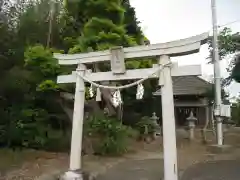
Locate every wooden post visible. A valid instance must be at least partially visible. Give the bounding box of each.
[159,55,178,180]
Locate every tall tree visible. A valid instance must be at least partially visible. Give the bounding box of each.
[122,0,144,44]
[0,0,69,147]
[65,0,153,117]
[0,0,155,148]
[17,0,63,49]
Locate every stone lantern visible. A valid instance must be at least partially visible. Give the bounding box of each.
[151,112,161,138]
[186,111,197,140]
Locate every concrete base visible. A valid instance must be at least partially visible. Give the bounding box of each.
[36,170,95,180]
[60,171,83,180]
[60,170,94,180]
[207,144,232,154]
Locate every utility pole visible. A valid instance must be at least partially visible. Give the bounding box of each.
[211,0,223,145]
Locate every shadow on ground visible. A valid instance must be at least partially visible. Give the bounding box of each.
[96,159,240,180]
[96,159,164,180]
[180,160,240,180]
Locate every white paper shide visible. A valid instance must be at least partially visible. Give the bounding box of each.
[112,90,122,107]
[136,83,144,100]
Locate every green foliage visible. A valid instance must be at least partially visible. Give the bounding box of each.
[0,0,71,150]
[84,113,131,155]
[37,80,60,92]
[1,105,69,150]
[17,0,63,48]
[2,107,49,148]
[24,45,62,97]
[135,116,158,135]
[0,0,150,153]
[67,0,155,113]
[208,27,240,85]
[0,44,68,150]
[208,28,239,60]
[24,45,60,77]
[231,55,240,83]
[69,0,142,53]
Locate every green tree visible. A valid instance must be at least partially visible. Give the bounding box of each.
[66,0,156,118]
[17,0,64,49]
[0,0,70,148]
[209,27,240,85]
[0,0,154,151]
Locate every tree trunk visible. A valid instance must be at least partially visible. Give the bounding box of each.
[57,61,119,121]
[57,94,102,122]
[100,86,116,116]
[94,64,117,116]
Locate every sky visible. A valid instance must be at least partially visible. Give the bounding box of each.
[130,0,240,98]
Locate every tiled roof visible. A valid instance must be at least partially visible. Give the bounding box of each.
[153,76,212,95]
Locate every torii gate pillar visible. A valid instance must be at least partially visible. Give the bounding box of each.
[62,64,86,180]
[159,55,178,180]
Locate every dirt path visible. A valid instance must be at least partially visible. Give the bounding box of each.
[1,127,240,180]
[1,139,163,180]
[96,128,240,180]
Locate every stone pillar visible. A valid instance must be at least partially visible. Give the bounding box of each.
[159,55,178,180]
[62,64,86,180]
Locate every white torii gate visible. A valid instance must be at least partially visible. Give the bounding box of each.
[55,32,209,180]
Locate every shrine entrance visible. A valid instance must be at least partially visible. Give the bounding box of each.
[55,32,209,180]
[153,76,214,129]
[175,107,198,126]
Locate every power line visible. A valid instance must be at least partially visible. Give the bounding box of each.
[206,18,240,35]
[218,19,240,29]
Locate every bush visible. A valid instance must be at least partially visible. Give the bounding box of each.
[135,116,158,136]
[124,126,139,139]
[0,107,69,151]
[84,113,131,155]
